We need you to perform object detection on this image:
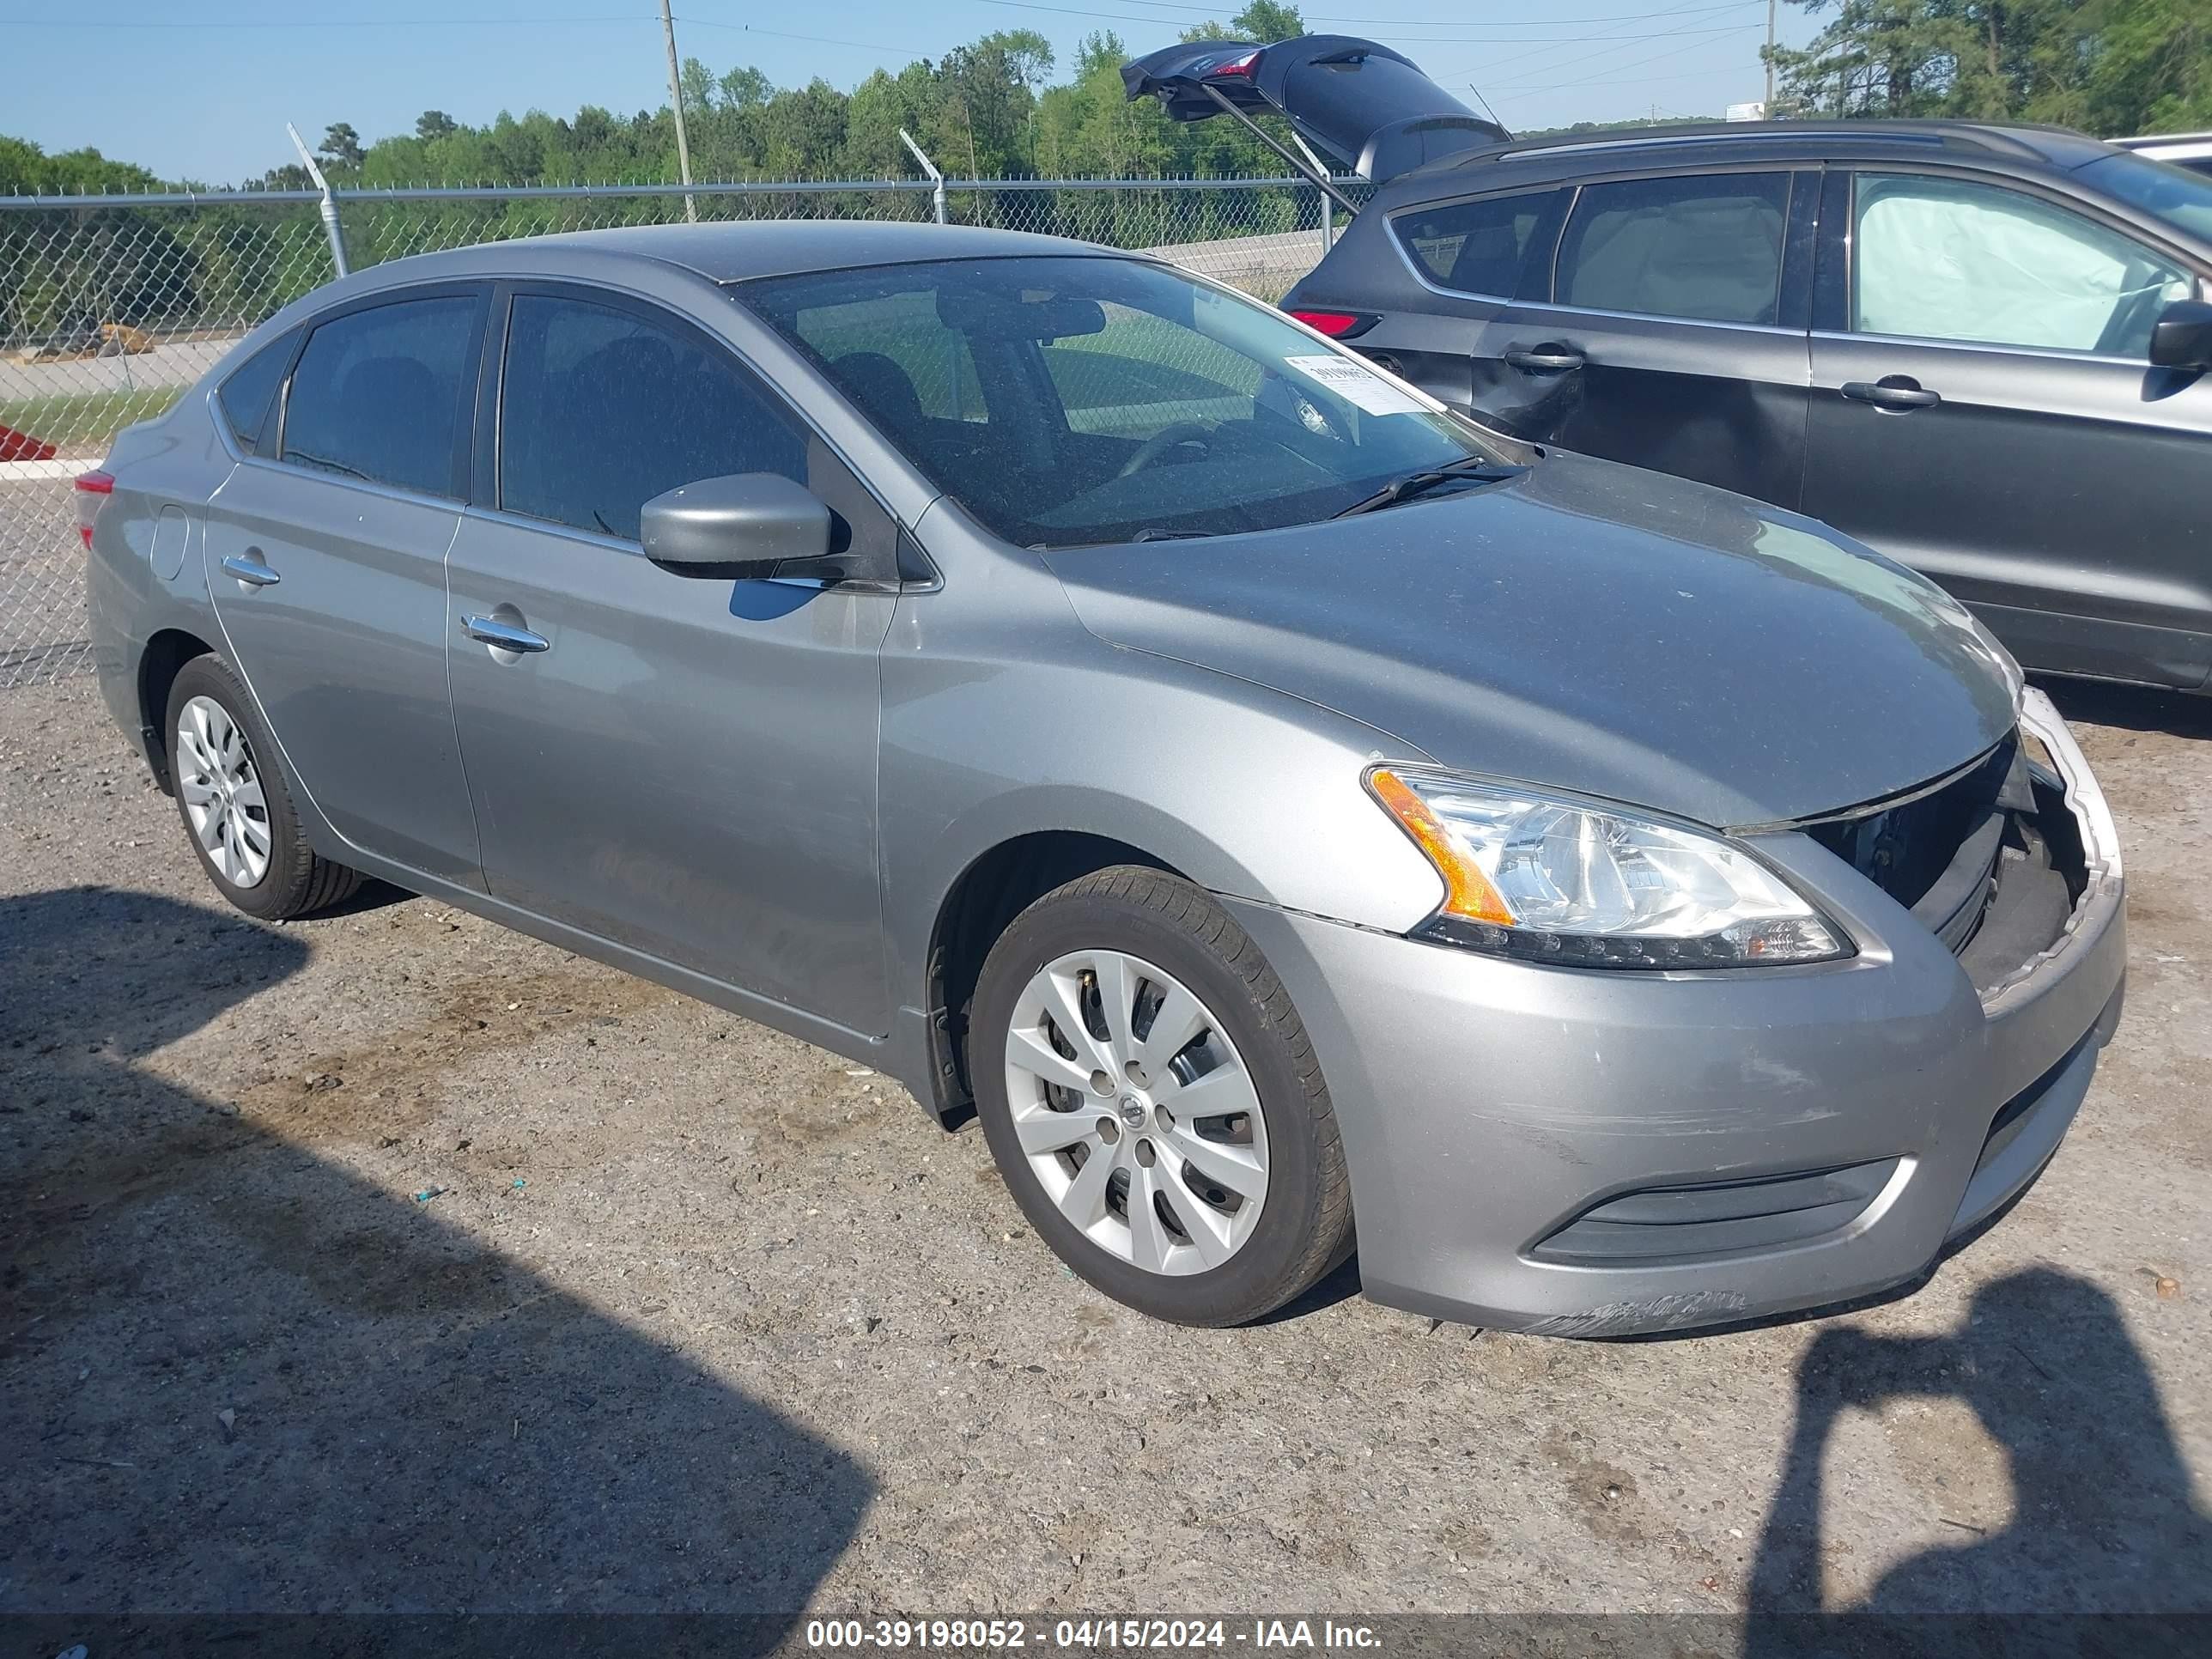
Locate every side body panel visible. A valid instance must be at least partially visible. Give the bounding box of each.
[203,464,479,881]
[445,514,898,1035]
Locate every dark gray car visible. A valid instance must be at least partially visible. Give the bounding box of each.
[82,222,2124,1335]
[1129,35,2212,693]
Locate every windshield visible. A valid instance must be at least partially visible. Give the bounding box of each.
[735,255,1503,547]
[2081,151,2212,245]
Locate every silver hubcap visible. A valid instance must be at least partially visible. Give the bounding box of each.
[1002,949,1269,1277]
[175,695,272,889]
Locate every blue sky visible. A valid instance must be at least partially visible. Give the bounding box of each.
[5,1,1819,185]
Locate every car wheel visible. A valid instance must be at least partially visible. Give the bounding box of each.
[972,866,1353,1326]
[164,654,362,921]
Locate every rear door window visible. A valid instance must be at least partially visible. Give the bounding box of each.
[280,295,482,496]
[1555,173,1792,325]
[496,292,807,542]
[1390,187,1568,300]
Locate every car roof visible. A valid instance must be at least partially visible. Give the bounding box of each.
[350,219,1127,289]
[1388,118,2118,194]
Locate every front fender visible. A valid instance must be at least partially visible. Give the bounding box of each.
[877,589,1449,1025]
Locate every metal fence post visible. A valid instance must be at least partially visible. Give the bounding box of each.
[288,123,349,277]
[899,130,947,225]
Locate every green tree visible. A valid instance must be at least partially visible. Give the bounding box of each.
[416,110,459,141]
[317,122,364,170]
[1776,0,2212,133]
[1180,2,1305,45]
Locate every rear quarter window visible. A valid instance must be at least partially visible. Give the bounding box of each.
[1389,187,1567,299]
[216,332,294,453]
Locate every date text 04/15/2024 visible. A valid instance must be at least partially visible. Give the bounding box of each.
[805,1619,1384,1650]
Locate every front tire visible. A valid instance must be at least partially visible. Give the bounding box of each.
[972,866,1352,1326]
[165,653,362,921]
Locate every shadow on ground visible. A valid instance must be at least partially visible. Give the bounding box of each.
[0,887,870,1653]
[1745,1267,2212,1656]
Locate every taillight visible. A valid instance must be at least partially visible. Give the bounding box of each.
[75,470,114,550]
[1288,309,1378,339]
[1207,50,1259,79]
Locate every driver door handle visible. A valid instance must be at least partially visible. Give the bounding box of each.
[1504,343,1586,374]
[1842,377,1941,410]
[463,615,550,654]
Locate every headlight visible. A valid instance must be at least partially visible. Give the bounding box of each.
[1366,766,1850,969]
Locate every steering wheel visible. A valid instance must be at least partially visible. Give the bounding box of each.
[1116,420,1218,479]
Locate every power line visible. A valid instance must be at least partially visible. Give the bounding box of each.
[1489,24,1765,94]
[0,11,657,26]
[983,0,1765,24]
[678,19,932,57]
[1427,0,1760,87]
[973,0,1760,40]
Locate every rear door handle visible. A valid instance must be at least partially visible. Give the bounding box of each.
[220,552,280,587]
[463,615,550,654]
[1504,344,1586,374]
[1841,377,1941,410]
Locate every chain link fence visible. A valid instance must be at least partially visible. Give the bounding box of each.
[0,175,1351,689]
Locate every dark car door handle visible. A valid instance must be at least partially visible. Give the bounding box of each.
[1841,378,1941,411]
[463,615,550,654]
[1504,344,1586,374]
[220,551,280,587]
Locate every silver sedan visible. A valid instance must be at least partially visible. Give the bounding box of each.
[81,222,2124,1333]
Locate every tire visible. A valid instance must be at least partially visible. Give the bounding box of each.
[972,866,1353,1326]
[164,653,362,921]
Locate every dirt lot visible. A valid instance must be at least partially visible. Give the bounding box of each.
[2,674,2207,1642]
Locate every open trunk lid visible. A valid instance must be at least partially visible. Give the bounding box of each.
[1121,34,1507,183]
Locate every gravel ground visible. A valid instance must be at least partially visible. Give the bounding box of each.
[2,674,2207,1641]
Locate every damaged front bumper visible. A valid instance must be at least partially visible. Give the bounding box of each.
[1226,688,2125,1337]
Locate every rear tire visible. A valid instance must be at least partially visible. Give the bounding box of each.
[972,866,1352,1326]
[165,653,362,921]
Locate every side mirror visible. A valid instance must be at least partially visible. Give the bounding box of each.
[2149,298,2212,370]
[639,472,836,580]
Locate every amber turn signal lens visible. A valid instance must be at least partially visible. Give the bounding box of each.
[1366,766,1516,926]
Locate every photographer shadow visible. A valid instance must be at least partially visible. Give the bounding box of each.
[2,885,870,1653]
[1746,1268,2210,1657]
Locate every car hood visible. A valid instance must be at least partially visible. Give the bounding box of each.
[1042,453,2019,830]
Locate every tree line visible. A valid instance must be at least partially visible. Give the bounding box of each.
[4,0,2206,350]
[1775,0,2209,131]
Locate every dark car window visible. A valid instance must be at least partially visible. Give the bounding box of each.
[2081,151,2212,240]
[738,255,1506,549]
[1851,173,2191,357]
[280,295,480,496]
[498,293,807,543]
[217,332,292,452]
[1390,187,1567,299]
[1556,173,1791,325]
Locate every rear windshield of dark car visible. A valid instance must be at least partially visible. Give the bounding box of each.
[732,256,1498,547]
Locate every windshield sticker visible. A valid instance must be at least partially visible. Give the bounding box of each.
[1281,354,1427,417]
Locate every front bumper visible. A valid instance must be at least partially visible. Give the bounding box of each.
[1230,690,2125,1337]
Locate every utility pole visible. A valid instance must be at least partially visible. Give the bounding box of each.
[659,0,697,222]
[1764,0,1777,112]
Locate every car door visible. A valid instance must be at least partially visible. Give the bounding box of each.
[1800,167,2212,689]
[1386,168,1817,508]
[444,283,898,1033]
[203,285,489,884]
